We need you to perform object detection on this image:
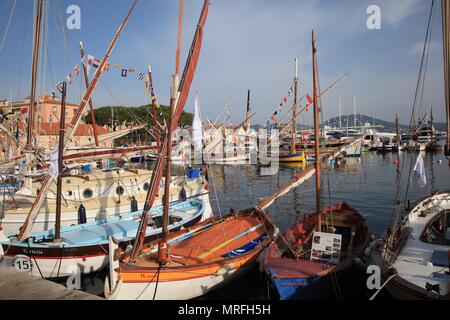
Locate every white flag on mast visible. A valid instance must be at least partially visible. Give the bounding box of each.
[8,144,14,161]
[413,153,426,187]
[48,142,59,180]
[192,94,203,152]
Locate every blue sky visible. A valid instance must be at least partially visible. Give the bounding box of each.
[0,0,446,126]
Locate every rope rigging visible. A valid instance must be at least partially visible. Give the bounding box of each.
[0,0,17,56]
[384,0,436,257]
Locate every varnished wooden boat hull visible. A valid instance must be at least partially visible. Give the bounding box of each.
[105,209,277,300]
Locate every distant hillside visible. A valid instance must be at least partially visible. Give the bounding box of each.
[86,105,193,145]
[324,114,446,132]
[86,105,193,128]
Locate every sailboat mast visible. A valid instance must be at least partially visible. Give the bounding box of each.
[129,0,209,263]
[395,113,400,150]
[18,0,139,242]
[79,43,101,145]
[442,0,450,159]
[430,106,434,142]
[339,96,342,129]
[111,106,115,131]
[54,81,66,241]
[149,65,160,147]
[291,58,298,154]
[175,0,183,76]
[312,30,321,232]
[26,0,45,151]
[158,0,184,264]
[245,89,250,131]
[158,76,176,264]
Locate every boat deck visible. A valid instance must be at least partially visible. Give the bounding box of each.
[135,215,266,267]
[393,194,450,295]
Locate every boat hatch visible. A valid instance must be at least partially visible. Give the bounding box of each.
[430,251,450,268]
[421,210,450,245]
[147,215,183,229]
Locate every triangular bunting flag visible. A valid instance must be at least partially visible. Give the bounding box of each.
[56,82,64,93]
[73,64,80,76]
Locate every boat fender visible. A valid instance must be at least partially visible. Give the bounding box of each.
[273,227,280,239]
[364,246,372,258]
[0,225,7,242]
[78,204,87,224]
[215,263,234,276]
[104,274,123,300]
[179,187,187,201]
[353,257,366,270]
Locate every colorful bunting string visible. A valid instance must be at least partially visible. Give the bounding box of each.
[49,51,166,99]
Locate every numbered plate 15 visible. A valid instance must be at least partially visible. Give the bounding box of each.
[13,255,33,273]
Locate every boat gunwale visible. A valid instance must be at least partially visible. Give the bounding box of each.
[1,200,205,252]
[117,208,275,274]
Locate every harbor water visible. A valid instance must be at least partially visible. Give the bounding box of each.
[199,150,450,299]
[81,151,449,299]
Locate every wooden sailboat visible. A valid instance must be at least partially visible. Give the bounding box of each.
[16,0,139,242]
[261,31,372,300]
[105,208,275,300]
[0,169,211,235]
[0,198,206,279]
[0,82,206,280]
[104,1,277,300]
[369,0,450,300]
[279,58,306,163]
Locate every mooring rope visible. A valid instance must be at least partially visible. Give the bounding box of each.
[369,272,397,300]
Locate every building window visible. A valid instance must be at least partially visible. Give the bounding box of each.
[52,106,57,113]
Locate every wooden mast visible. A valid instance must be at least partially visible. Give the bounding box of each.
[245,89,250,131]
[443,0,450,160]
[26,0,45,152]
[18,0,139,241]
[175,0,183,76]
[54,81,66,241]
[158,76,176,264]
[395,113,400,151]
[312,30,321,232]
[158,0,184,265]
[79,41,102,169]
[129,0,209,263]
[430,106,434,143]
[149,65,160,147]
[291,58,298,154]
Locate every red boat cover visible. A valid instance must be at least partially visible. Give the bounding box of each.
[168,215,265,265]
[266,256,326,279]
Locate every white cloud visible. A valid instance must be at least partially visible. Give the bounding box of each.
[407,40,439,55]
[380,0,422,28]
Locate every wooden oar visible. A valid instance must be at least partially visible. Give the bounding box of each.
[197,223,264,259]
